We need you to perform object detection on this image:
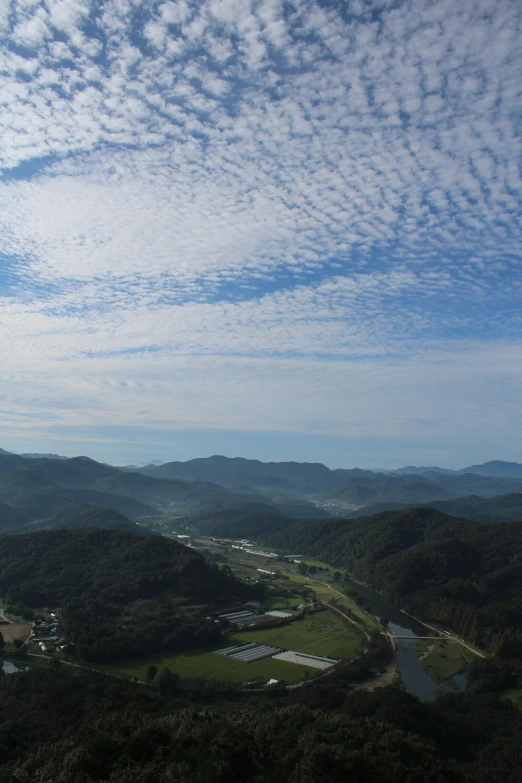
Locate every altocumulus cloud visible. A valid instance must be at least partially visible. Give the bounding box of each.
[0,0,521,464]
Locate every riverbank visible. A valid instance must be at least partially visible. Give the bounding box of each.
[415,639,476,688]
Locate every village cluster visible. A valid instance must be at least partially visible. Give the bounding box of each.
[28,611,65,653]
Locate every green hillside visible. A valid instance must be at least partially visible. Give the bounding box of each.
[344,493,522,523]
[0,528,257,662]
[260,508,522,657]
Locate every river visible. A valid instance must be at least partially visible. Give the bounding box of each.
[0,660,26,675]
[341,576,467,701]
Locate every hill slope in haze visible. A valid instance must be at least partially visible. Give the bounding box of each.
[178,508,296,539]
[13,504,154,535]
[2,450,522,534]
[138,454,344,494]
[343,492,522,524]
[134,454,522,506]
[0,453,327,525]
[0,501,146,535]
[0,468,156,523]
[386,460,522,477]
[457,460,522,478]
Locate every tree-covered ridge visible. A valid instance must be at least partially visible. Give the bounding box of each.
[1,667,522,782]
[0,529,256,662]
[1,503,149,535]
[259,508,522,657]
[0,453,325,527]
[343,492,522,524]
[0,466,157,524]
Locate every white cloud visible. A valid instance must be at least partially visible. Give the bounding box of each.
[1,343,522,452]
[0,0,521,455]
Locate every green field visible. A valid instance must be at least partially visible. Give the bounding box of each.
[415,640,476,687]
[107,609,363,685]
[284,572,378,630]
[209,543,379,633]
[109,649,317,684]
[234,609,364,660]
[108,540,372,687]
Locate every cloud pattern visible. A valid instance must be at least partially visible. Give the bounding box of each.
[0,0,521,462]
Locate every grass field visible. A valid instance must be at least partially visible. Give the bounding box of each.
[415,640,476,687]
[219,544,379,633]
[108,540,372,687]
[107,609,363,685]
[284,572,378,629]
[109,648,318,684]
[235,609,364,660]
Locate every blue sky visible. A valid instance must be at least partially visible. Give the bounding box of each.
[0,0,521,469]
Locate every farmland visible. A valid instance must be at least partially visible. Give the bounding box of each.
[109,609,363,685]
[0,621,32,644]
[109,647,318,684]
[235,609,364,660]
[103,537,371,686]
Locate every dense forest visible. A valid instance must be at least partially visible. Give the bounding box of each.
[252,508,522,657]
[344,492,522,523]
[0,503,151,535]
[1,665,522,781]
[0,529,258,662]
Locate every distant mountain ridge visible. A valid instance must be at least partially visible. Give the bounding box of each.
[389,460,522,478]
[0,447,71,460]
[135,454,522,505]
[1,449,521,532]
[0,452,329,533]
[343,492,522,524]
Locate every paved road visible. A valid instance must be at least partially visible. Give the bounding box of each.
[402,617,486,659]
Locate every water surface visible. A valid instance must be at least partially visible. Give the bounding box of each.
[341,576,467,701]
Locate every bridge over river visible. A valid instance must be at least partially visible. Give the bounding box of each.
[393,635,451,640]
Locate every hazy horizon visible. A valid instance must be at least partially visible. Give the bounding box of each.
[1,439,518,473]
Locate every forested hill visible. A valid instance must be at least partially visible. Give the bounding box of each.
[180,508,297,538]
[0,503,151,535]
[258,508,522,657]
[4,666,522,782]
[342,492,522,524]
[0,453,325,524]
[0,529,256,662]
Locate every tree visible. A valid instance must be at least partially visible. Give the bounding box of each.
[0,630,4,652]
[156,667,180,696]
[146,664,158,683]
